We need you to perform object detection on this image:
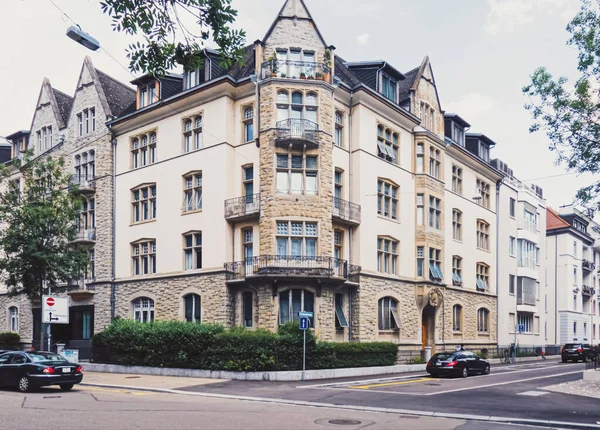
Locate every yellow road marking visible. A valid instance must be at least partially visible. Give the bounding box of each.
[80,386,155,396]
[348,378,438,389]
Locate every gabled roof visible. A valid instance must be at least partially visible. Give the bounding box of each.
[95,68,136,118]
[29,78,70,131]
[52,89,73,126]
[398,67,418,102]
[547,207,570,230]
[334,55,361,87]
[263,0,328,47]
[466,132,497,148]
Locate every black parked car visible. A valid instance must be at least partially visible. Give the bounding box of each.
[561,343,597,363]
[426,351,490,378]
[0,351,83,392]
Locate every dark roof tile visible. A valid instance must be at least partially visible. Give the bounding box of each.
[52,89,73,126]
[95,69,136,117]
[398,67,418,102]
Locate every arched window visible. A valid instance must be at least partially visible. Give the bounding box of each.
[477,308,489,333]
[133,297,155,322]
[291,91,303,105]
[8,307,18,332]
[305,92,318,106]
[243,107,254,142]
[141,135,148,147]
[378,297,399,330]
[452,305,462,332]
[149,132,157,145]
[377,125,384,137]
[75,155,81,166]
[193,116,203,150]
[184,120,192,132]
[195,116,203,129]
[277,90,289,104]
[184,294,201,323]
[279,289,314,325]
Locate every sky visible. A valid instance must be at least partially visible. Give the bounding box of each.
[0,0,592,209]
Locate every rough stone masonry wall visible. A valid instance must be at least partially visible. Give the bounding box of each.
[263,19,326,65]
[113,273,232,325]
[0,295,34,346]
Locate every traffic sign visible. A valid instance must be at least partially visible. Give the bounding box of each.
[298,311,313,318]
[518,324,525,334]
[42,295,69,324]
[299,317,309,330]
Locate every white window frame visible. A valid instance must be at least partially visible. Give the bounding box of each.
[133,297,155,322]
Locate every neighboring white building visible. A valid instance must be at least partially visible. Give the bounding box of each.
[546,206,599,347]
[496,168,547,349]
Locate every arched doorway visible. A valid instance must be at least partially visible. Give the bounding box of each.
[422,304,436,349]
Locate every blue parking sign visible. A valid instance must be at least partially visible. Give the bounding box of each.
[299,317,309,330]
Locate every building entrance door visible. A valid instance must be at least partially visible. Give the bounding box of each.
[422,305,436,350]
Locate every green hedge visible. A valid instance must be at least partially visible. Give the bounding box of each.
[92,320,398,371]
[0,332,20,349]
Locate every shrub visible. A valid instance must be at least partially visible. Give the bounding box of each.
[0,332,20,349]
[92,319,398,371]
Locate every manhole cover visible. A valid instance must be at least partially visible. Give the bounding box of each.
[328,420,362,425]
[425,383,441,386]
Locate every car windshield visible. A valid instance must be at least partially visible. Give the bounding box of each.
[28,353,68,363]
[431,352,453,361]
[563,344,578,349]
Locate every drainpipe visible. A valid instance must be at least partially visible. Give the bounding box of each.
[348,89,355,342]
[495,180,502,346]
[555,235,558,346]
[110,132,117,321]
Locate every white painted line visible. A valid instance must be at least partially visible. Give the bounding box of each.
[426,370,581,396]
[298,373,426,388]
[80,382,600,429]
[516,391,549,396]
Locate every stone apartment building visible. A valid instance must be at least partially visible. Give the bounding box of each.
[2,0,553,358]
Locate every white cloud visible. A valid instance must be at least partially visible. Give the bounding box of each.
[356,33,370,45]
[444,92,496,121]
[485,0,579,35]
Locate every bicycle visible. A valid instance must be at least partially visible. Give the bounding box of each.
[502,349,515,364]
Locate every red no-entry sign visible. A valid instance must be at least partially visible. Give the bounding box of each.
[46,297,55,307]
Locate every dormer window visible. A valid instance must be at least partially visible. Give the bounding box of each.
[184,66,208,90]
[480,144,490,162]
[452,123,464,146]
[381,74,396,102]
[139,83,157,108]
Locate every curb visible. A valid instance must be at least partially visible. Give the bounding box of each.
[80,381,600,430]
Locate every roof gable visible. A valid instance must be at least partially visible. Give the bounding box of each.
[29,78,70,132]
[411,56,443,112]
[263,0,328,47]
[547,207,570,230]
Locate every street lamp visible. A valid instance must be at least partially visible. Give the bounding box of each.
[66,25,100,51]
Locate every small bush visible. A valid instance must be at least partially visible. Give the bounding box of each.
[0,332,20,349]
[92,320,398,371]
[408,356,426,364]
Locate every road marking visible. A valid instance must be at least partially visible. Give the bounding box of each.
[348,378,437,389]
[516,391,550,396]
[298,373,426,388]
[80,386,155,396]
[426,370,581,396]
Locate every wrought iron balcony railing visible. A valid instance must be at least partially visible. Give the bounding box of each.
[69,174,96,192]
[332,198,361,225]
[71,228,96,244]
[224,255,360,282]
[224,193,260,220]
[261,59,332,82]
[582,285,596,296]
[583,259,596,271]
[275,119,319,147]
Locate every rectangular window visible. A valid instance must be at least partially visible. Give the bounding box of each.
[429,147,440,179]
[48,126,52,148]
[517,312,533,333]
[452,256,462,286]
[452,165,463,194]
[84,109,89,135]
[416,194,424,225]
[524,209,537,233]
[77,114,83,137]
[132,240,156,276]
[429,247,442,281]
[517,239,536,269]
[243,292,253,328]
[377,125,399,164]
[509,237,516,257]
[183,172,202,213]
[476,179,491,209]
[132,184,156,223]
[377,237,399,275]
[334,111,343,147]
[417,246,424,277]
[416,144,424,173]
[452,209,462,241]
[377,179,398,220]
[509,198,515,218]
[276,154,318,195]
[275,221,317,258]
[243,106,254,142]
[334,230,343,261]
[517,276,537,305]
[476,263,489,291]
[381,74,396,102]
[243,228,254,261]
[509,274,515,295]
[91,108,96,132]
[335,293,349,329]
[183,232,202,270]
[428,196,441,230]
[477,219,490,251]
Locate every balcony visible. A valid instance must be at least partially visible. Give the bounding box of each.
[66,279,95,300]
[583,259,596,271]
[261,59,332,83]
[70,228,96,246]
[275,119,319,149]
[224,193,260,222]
[224,255,360,283]
[582,285,596,297]
[69,175,96,194]
[332,198,361,225]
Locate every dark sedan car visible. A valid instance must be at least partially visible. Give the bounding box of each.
[0,351,83,392]
[426,351,490,378]
[561,343,597,363]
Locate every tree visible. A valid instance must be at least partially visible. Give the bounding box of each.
[523,0,600,212]
[0,153,89,348]
[100,0,246,76]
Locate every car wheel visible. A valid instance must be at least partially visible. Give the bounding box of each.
[483,365,490,375]
[461,367,468,378]
[60,384,74,392]
[17,375,30,393]
[583,356,588,363]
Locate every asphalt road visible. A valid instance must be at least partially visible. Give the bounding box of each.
[177,359,599,428]
[0,384,544,430]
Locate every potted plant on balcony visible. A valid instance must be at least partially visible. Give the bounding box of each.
[315,72,323,81]
[267,54,278,77]
[323,50,332,83]
[280,73,286,78]
[300,72,306,80]
[307,74,315,80]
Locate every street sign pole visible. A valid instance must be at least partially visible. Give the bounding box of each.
[302,328,306,381]
[47,285,52,352]
[298,313,311,381]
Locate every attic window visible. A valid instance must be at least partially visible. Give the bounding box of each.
[381,74,396,103]
[184,65,208,90]
[139,84,157,108]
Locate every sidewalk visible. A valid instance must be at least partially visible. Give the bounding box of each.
[81,372,226,390]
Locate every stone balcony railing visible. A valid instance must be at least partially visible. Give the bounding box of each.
[224,255,360,283]
[275,119,319,149]
[224,193,260,221]
[70,228,96,245]
[69,174,96,193]
[261,59,332,83]
[332,198,361,225]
